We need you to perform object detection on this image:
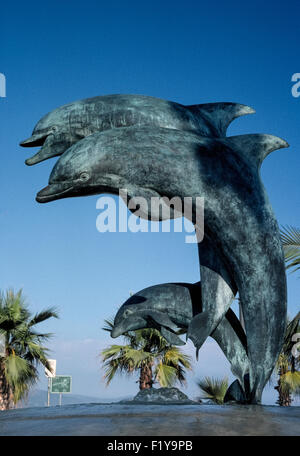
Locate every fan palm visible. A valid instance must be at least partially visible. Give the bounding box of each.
[280,225,300,274]
[196,376,228,404]
[0,289,58,410]
[275,312,300,406]
[273,226,300,406]
[101,320,192,391]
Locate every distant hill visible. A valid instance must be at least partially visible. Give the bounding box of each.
[18,389,131,408]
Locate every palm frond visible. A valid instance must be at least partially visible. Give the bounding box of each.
[279,371,300,396]
[123,347,152,366]
[4,355,32,387]
[155,362,177,387]
[102,318,114,332]
[281,226,300,274]
[102,359,123,385]
[173,364,188,385]
[282,312,300,356]
[163,347,192,369]
[101,344,127,361]
[197,376,228,404]
[24,342,50,365]
[29,307,59,327]
[276,353,290,373]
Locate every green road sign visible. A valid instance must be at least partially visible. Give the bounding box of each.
[51,375,72,394]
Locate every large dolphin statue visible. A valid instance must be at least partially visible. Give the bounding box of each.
[20,94,254,165]
[21,94,246,386]
[111,281,250,400]
[21,94,243,397]
[35,126,288,403]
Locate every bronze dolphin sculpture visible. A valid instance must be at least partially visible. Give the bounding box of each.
[36,125,288,403]
[111,281,250,400]
[20,94,251,393]
[20,94,254,165]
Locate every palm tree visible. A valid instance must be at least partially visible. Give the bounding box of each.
[281,225,300,274]
[273,226,300,406]
[101,320,192,391]
[196,376,228,404]
[274,312,300,406]
[0,289,58,410]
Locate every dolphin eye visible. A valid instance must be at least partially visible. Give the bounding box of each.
[79,172,90,182]
[124,309,131,317]
[51,126,58,132]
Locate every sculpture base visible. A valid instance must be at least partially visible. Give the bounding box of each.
[0,402,299,436]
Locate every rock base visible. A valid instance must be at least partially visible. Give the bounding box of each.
[123,387,196,404]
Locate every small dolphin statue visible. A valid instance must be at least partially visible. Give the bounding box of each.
[36,125,287,403]
[20,94,254,165]
[111,281,250,399]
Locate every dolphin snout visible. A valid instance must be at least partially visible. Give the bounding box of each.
[25,154,46,166]
[110,315,147,338]
[20,133,48,147]
[22,134,65,166]
[36,182,74,203]
[111,326,123,338]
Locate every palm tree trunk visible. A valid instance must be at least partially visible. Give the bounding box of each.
[274,366,292,407]
[139,362,153,390]
[0,366,13,410]
[275,380,292,406]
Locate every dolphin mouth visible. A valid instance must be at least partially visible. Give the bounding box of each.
[20,133,51,166]
[21,133,65,166]
[36,183,74,203]
[20,133,48,148]
[22,134,63,166]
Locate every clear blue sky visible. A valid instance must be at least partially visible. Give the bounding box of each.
[1,0,299,405]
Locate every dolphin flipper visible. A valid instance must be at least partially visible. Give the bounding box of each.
[160,327,185,346]
[120,186,182,222]
[146,310,179,333]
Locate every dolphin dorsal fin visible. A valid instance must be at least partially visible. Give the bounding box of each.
[186,102,255,137]
[224,134,289,168]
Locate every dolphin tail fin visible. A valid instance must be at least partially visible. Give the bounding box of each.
[186,102,255,137]
[223,379,248,404]
[224,134,289,168]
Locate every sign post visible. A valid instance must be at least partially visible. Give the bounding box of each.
[44,359,56,407]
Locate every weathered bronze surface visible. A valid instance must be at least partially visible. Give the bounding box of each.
[22,94,288,403]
